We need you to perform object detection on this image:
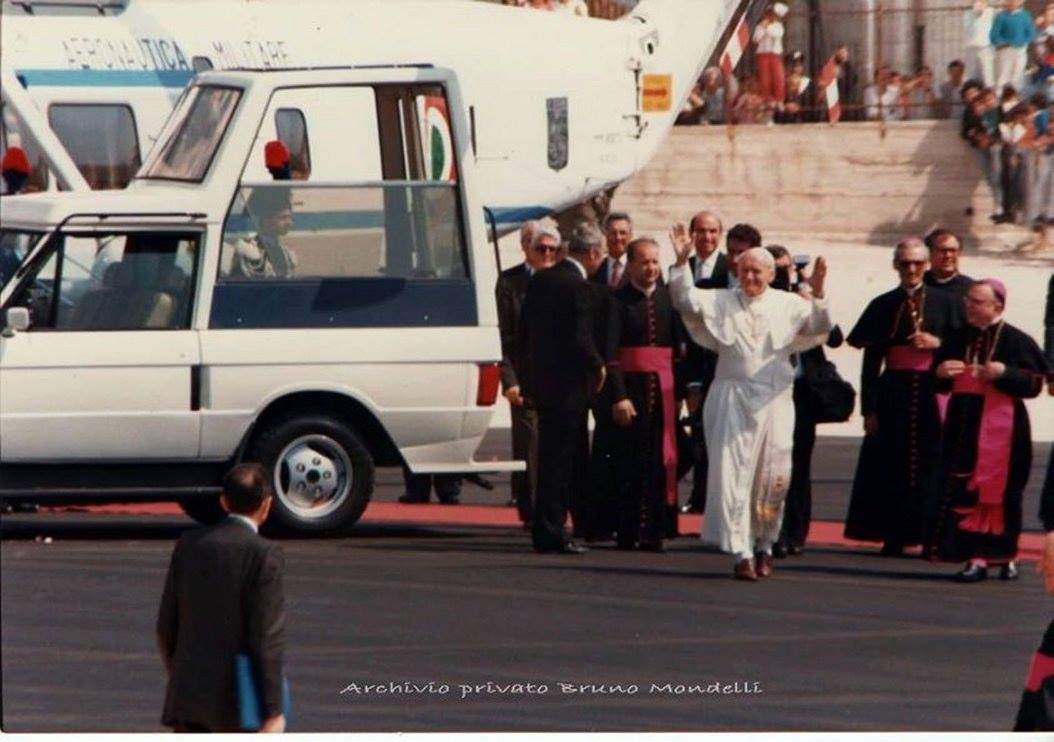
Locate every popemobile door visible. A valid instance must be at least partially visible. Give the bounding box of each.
[0,228,202,462]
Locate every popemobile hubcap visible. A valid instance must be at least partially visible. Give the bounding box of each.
[274,434,353,519]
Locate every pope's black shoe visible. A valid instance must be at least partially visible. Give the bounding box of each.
[954,562,988,583]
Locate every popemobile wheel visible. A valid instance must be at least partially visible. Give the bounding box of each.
[247,413,375,535]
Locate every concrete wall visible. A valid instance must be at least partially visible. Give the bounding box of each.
[613,120,1001,246]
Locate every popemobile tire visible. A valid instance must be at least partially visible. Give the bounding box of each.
[247,412,374,535]
[177,496,226,524]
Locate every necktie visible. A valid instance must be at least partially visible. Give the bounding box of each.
[609,260,622,287]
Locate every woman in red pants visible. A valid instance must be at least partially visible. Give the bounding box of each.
[753,2,788,106]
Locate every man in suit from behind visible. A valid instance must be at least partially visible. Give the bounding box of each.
[520,223,608,553]
[496,219,560,526]
[680,211,728,514]
[157,464,286,732]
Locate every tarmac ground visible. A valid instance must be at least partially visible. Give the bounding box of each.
[0,432,1051,733]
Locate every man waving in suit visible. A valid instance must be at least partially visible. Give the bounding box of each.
[157,464,286,732]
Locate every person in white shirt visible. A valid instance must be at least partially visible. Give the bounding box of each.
[864,69,906,121]
[753,2,789,105]
[965,0,996,87]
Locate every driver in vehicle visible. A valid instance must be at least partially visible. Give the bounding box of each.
[224,186,298,279]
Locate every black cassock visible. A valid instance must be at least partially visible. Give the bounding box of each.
[605,283,684,548]
[844,285,960,546]
[1016,429,1054,731]
[930,322,1048,562]
[923,271,972,324]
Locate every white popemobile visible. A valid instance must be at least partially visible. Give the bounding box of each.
[0,2,747,534]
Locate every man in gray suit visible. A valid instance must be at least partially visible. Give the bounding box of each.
[157,464,286,732]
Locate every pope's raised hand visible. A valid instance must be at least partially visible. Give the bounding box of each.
[669,223,692,266]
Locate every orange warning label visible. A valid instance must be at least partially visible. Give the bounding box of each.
[641,73,672,112]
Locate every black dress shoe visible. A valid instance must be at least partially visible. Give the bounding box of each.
[999,562,1019,581]
[437,497,460,505]
[786,545,803,556]
[954,562,988,583]
[680,503,703,514]
[398,493,429,504]
[771,542,788,559]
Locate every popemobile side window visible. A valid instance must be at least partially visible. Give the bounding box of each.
[211,84,473,330]
[219,183,466,281]
[4,232,199,331]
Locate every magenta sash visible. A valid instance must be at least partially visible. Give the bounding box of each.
[950,371,1014,535]
[1026,651,1054,692]
[618,346,678,507]
[885,345,933,372]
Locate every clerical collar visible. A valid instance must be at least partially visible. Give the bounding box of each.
[902,283,923,296]
[974,316,1003,331]
[630,279,657,297]
[932,272,958,285]
[227,513,259,533]
[564,256,587,280]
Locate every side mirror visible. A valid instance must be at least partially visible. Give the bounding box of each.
[1,307,30,338]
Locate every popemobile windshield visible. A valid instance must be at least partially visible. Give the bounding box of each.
[0,66,523,534]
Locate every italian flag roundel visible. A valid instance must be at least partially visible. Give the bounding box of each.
[418,95,457,181]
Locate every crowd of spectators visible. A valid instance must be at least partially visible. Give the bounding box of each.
[673,1,1054,228]
[672,1,1053,127]
[956,1,1054,227]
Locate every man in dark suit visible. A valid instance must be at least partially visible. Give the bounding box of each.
[584,212,632,540]
[592,211,632,289]
[679,210,729,514]
[520,223,608,553]
[496,220,560,525]
[767,246,845,557]
[157,464,286,732]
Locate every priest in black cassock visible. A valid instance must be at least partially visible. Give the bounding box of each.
[605,238,685,551]
[930,279,1048,582]
[1014,379,1054,730]
[922,228,972,422]
[922,229,973,306]
[844,238,961,554]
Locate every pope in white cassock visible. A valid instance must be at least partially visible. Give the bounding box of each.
[668,226,832,581]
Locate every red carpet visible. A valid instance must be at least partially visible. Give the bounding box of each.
[41,501,1046,561]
